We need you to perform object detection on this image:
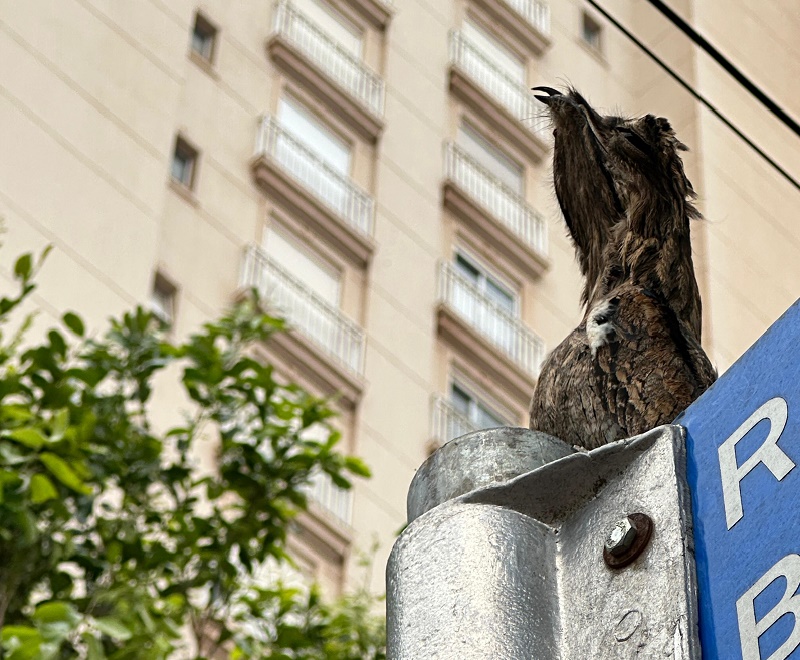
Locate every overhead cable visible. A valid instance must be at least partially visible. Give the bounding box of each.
[585,0,800,195]
[644,0,800,138]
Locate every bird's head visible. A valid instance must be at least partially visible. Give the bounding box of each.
[533,86,626,217]
[604,114,699,223]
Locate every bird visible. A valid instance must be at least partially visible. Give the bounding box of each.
[528,87,716,450]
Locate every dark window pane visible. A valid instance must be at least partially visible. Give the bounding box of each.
[191,14,217,62]
[171,137,198,188]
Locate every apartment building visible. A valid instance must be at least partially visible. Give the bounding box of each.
[1,0,799,596]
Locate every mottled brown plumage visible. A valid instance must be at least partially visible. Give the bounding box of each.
[529,88,716,449]
[592,113,704,340]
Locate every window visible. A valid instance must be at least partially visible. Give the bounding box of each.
[450,381,510,430]
[278,97,351,174]
[454,252,516,314]
[450,251,519,353]
[191,13,218,63]
[461,19,525,83]
[150,272,177,324]
[170,136,199,189]
[582,13,602,51]
[457,124,523,195]
[263,227,341,306]
[294,0,362,57]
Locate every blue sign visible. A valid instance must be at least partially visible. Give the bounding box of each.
[677,299,800,660]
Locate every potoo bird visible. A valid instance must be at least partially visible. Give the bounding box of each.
[528,87,716,450]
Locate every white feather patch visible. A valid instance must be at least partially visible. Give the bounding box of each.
[586,299,617,357]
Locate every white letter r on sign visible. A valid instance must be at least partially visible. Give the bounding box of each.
[718,397,795,530]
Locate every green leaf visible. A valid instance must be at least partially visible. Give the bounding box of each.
[0,406,33,423]
[0,469,21,502]
[5,638,43,660]
[344,456,371,478]
[93,617,132,641]
[13,254,32,280]
[106,541,122,564]
[0,469,19,486]
[1,626,39,642]
[32,601,80,627]
[38,245,54,265]
[30,474,58,503]
[7,428,45,450]
[48,330,66,357]
[37,622,72,645]
[14,509,38,545]
[39,453,91,495]
[62,312,85,337]
[49,410,69,442]
[0,442,31,465]
[83,633,106,660]
[329,472,350,489]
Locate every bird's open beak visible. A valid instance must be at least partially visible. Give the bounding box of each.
[531,86,562,104]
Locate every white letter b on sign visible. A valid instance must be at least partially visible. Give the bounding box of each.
[737,554,800,660]
[718,397,795,530]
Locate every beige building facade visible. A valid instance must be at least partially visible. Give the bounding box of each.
[1,0,799,595]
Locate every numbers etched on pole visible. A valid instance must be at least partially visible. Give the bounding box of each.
[718,397,799,659]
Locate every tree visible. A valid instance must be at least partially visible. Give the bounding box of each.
[0,247,386,659]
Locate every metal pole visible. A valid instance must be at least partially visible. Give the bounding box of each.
[386,425,700,659]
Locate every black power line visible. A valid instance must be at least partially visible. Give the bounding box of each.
[644,0,800,138]
[585,0,800,195]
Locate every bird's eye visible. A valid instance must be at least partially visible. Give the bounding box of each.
[616,127,650,153]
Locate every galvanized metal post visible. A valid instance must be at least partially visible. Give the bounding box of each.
[386,425,700,659]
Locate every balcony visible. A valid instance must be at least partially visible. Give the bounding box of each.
[443,142,548,278]
[241,244,365,408]
[449,31,548,163]
[268,0,385,143]
[289,459,354,577]
[436,261,545,404]
[251,116,375,267]
[429,395,479,447]
[305,470,353,526]
[470,0,550,54]
[348,0,393,30]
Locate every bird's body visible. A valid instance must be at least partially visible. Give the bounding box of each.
[530,285,715,449]
[529,88,715,449]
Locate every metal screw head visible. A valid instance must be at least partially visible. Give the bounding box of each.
[603,513,654,569]
[605,517,637,556]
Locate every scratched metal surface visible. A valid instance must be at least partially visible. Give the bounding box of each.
[387,425,700,659]
[387,503,560,659]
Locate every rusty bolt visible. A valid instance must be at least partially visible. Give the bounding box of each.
[605,517,637,556]
[603,513,653,569]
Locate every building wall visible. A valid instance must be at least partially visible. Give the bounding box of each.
[1,0,799,598]
[692,0,800,370]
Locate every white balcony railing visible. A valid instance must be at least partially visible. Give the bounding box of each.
[255,116,374,238]
[241,244,365,375]
[504,0,550,36]
[444,142,548,257]
[449,30,548,136]
[430,395,479,446]
[305,470,353,526]
[438,262,545,377]
[273,0,385,117]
